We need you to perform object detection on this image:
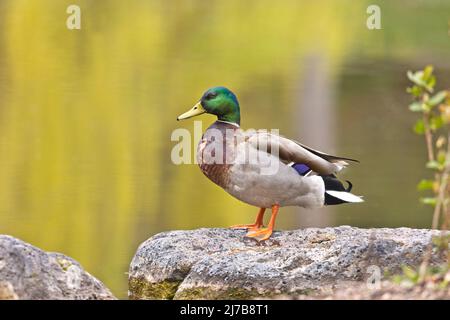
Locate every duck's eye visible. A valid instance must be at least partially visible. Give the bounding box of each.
[205,92,217,100]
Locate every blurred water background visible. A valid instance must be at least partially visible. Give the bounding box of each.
[0,0,450,297]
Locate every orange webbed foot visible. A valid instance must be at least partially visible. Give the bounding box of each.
[245,204,279,241]
[246,228,273,241]
[230,208,266,232]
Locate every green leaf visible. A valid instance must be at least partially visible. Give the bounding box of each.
[407,67,435,92]
[391,275,403,285]
[407,71,427,87]
[437,150,447,165]
[401,265,419,282]
[420,197,437,206]
[429,115,444,131]
[428,91,448,107]
[426,160,442,170]
[417,179,435,191]
[408,102,424,112]
[424,66,436,92]
[407,86,422,97]
[423,65,434,81]
[426,75,436,92]
[413,119,425,134]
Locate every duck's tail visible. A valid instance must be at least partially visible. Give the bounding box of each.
[321,175,364,205]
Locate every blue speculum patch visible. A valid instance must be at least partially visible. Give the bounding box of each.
[292,163,311,176]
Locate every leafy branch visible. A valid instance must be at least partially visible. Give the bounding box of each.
[407,65,450,283]
[407,65,450,229]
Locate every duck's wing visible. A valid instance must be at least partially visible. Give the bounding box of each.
[292,140,359,164]
[245,130,358,175]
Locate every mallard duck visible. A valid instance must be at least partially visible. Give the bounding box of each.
[177,86,363,240]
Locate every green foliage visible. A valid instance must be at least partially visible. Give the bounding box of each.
[407,66,450,215]
[420,197,437,206]
[428,91,448,107]
[402,66,450,289]
[413,119,425,134]
[407,65,436,94]
[392,264,449,288]
[408,102,425,113]
[432,234,450,251]
[426,160,444,171]
[392,235,449,288]
[417,179,435,191]
[396,266,419,284]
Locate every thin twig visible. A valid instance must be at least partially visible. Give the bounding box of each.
[418,107,443,281]
[423,112,435,162]
[432,134,450,229]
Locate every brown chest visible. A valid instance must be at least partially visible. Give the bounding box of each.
[196,121,241,188]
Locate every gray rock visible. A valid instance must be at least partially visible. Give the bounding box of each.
[128,226,448,299]
[0,235,116,300]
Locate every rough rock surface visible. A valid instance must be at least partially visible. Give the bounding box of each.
[128,226,448,299]
[289,280,450,300]
[0,235,116,300]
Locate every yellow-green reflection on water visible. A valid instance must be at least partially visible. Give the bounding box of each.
[0,0,449,297]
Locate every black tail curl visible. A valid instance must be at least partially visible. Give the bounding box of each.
[321,175,353,205]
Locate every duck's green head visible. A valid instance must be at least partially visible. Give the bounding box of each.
[177,87,240,125]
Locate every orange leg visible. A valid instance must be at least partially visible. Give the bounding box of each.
[246,204,279,241]
[230,208,265,231]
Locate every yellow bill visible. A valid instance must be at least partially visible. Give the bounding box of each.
[177,102,206,121]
